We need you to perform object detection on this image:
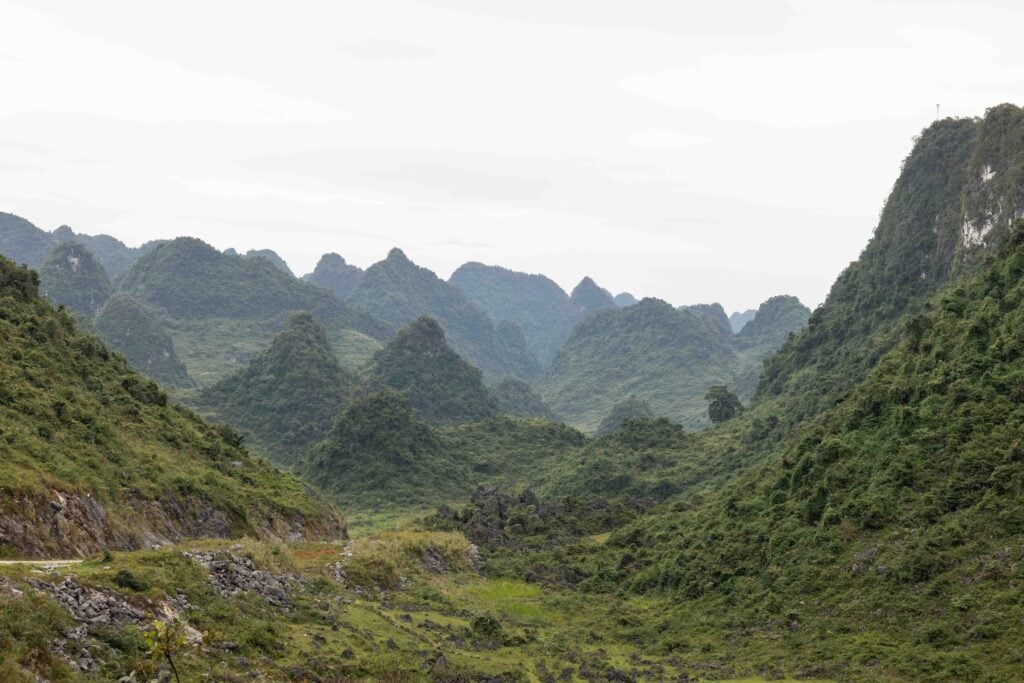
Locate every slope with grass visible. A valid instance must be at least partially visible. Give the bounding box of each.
[0,255,342,559]
[117,237,391,384]
[350,249,541,381]
[197,312,357,465]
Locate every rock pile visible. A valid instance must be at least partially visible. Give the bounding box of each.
[183,551,293,609]
[29,576,145,625]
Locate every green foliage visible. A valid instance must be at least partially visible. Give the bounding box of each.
[537,298,739,432]
[0,254,342,556]
[371,316,499,426]
[117,237,391,385]
[569,276,615,317]
[38,242,112,317]
[350,248,541,381]
[758,117,979,423]
[300,387,459,508]
[449,262,579,366]
[143,618,189,683]
[705,385,743,423]
[198,312,357,465]
[0,592,72,680]
[241,248,293,276]
[95,294,193,388]
[490,377,558,420]
[302,252,364,299]
[595,395,654,436]
[0,212,56,270]
[680,302,732,337]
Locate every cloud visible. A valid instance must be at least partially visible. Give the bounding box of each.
[0,2,347,123]
[626,129,708,149]
[339,40,439,59]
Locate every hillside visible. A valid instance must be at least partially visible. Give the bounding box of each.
[595,395,654,436]
[197,312,357,465]
[614,292,639,307]
[0,255,342,558]
[537,298,740,432]
[449,262,579,366]
[681,302,733,338]
[728,308,756,332]
[349,248,541,381]
[576,223,1024,680]
[569,276,616,318]
[490,377,558,420]
[117,237,391,384]
[243,248,293,275]
[37,242,112,318]
[303,252,365,299]
[0,213,142,280]
[300,387,460,509]
[371,316,499,426]
[94,294,193,388]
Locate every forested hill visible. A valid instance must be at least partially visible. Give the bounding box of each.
[0,255,343,558]
[348,248,541,382]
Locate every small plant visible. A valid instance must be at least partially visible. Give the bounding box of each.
[114,569,148,592]
[143,618,188,683]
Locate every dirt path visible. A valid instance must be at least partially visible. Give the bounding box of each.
[0,559,83,567]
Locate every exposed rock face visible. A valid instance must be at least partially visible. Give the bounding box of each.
[0,490,344,559]
[184,551,294,609]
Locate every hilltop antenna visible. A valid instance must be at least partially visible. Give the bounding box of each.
[936,103,940,120]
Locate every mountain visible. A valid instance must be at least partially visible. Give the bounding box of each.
[569,276,616,317]
[197,312,357,465]
[0,213,143,281]
[117,237,392,385]
[303,252,365,299]
[681,302,733,338]
[590,223,1024,680]
[614,292,639,307]
[349,248,541,381]
[490,377,558,420]
[37,242,112,317]
[51,225,139,281]
[243,248,293,276]
[0,255,342,558]
[370,316,499,426]
[758,116,980,422]
[538,298,738,432]
[449,261,578,366]
[299,386,460,508]
[595,395,654,436]
[95,294,193,388]
[731,295,812,397]
[728,308,756,333]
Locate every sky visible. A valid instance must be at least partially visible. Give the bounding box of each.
[2,1,1024,311]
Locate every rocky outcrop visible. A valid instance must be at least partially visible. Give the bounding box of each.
[183,550,294,609]
[0,489,345,559]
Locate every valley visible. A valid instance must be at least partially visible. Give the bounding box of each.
[2,104,1024,681]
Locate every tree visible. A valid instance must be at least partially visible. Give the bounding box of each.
[143,618,188,683]
[705,385,743,423]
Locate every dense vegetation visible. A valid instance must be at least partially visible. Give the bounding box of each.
[95,294,193,388]
[37,242,112,317]
[490,377,558,420]
[350,248,541,381]
[0,255,341,558]
[118,237,391,384]
[370,316,499,426]
[568,276,616,318]
[595,395,654,436]
[681,302,733,337]
[449,261,580,366]
[302,252,364,299]
[197,312,357,465]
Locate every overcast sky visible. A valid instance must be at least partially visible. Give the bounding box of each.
[2,1,1023,311]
